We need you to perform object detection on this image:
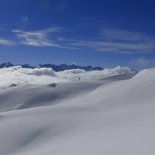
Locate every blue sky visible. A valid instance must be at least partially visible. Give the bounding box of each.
[0,0,155,69]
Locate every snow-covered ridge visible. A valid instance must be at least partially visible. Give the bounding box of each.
[0,68,154,155]
[0,66,145,155]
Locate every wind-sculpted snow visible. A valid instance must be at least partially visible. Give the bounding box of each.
[0,82,103,112]
[0,66,143,155]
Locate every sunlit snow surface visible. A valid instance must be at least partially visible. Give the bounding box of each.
[1,66,155,155]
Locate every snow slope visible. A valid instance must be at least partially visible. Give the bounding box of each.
[0,66,135,112]
[1,67,155,155]
[0,82,102,112]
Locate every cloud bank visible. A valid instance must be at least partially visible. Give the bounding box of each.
[0,66,133,88]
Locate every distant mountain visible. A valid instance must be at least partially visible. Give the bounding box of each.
[0,62,103,71]
[0,62,14,68]
[38,63,103,71]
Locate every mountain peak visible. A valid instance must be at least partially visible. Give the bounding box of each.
[0,63,103,72]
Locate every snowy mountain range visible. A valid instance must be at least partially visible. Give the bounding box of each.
[0,62,103,71]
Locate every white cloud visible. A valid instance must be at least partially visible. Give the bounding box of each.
[20,38,59,47]
[65,29,155,54]
[0,38,16,46]
[69,40,155,53]
[130,57,155,69]
[11,27,155,53]
[131,57,150,66]
[21,16,29,22]
[12,28,60,47]
[102,29,152,42]
[0,66,133,88]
